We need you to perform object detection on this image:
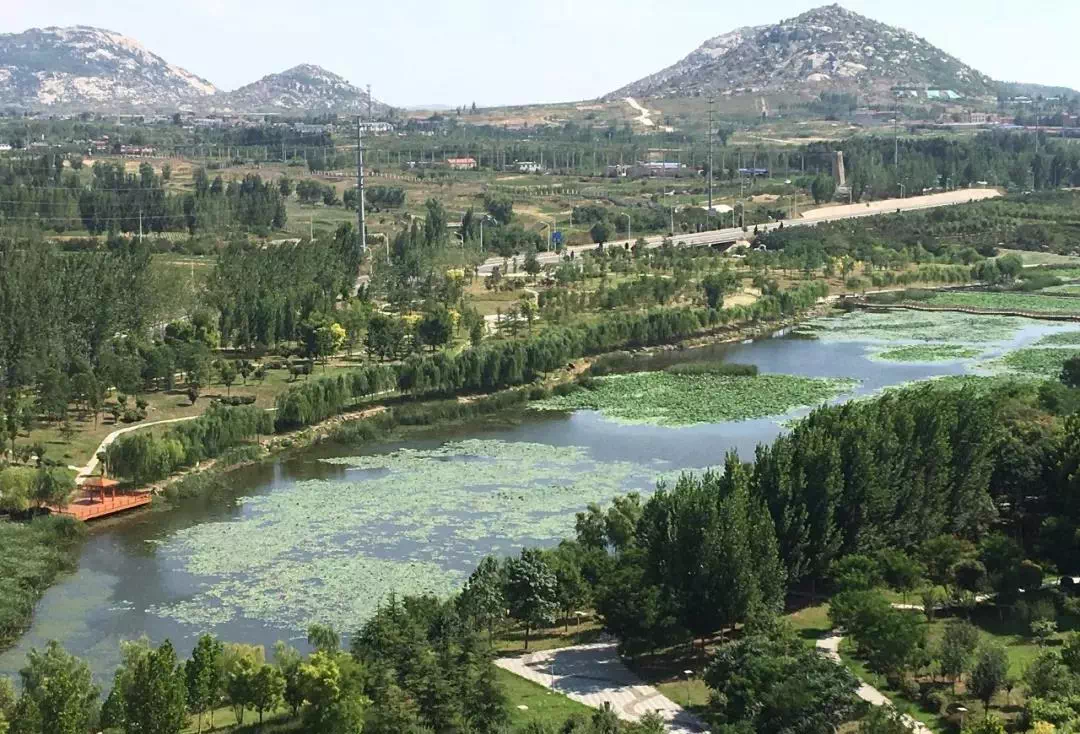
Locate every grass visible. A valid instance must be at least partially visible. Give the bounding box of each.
[496,667,597,730]
[530,372,858,426]
[23,362,358,468]
[837,639,950,734]
[871,344,981,363]
[493,619,604,654]
[920,291,1080,316]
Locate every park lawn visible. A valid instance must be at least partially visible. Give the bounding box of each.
[623,644,711,714]
[24,361,360,469]
[498,666,597,730]
[181,706,298,733]
[786,602,833,641]
[492,618,604,654]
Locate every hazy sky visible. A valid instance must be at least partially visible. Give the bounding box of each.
[2,0,1078,106]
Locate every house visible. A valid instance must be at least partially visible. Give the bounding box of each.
[516,161,543,173]
[446,157,477,170]
[358,121,394,134]
[629,161,691,179]
[0,144,11,152]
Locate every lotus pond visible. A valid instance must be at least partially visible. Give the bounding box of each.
[4,308,1079,684]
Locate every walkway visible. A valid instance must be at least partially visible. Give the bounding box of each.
[70,415,199,485]
[816,633,933,734]
[496,643,707,733]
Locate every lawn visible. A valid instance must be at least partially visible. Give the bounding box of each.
[492,618,604,655]
[23,361,361,469]
[497,666,597,730]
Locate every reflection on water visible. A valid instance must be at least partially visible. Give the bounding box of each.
[1,315,1073,683]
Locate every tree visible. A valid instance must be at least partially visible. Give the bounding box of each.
[858,706,916,733]
[969,643,1008,712]
[307,624,340,654]
[700,270,737,310]
[811,174,837,204]
[459,556,505,645]
[123,640,187,734]
[17,642,98,734]
[417,306,453,351]
[939,620,980,691]
[877,549,924,604]
[504,548,558,649]
[590,221,612,245]
[830,554,883,592]
[704,620,859,734]
[1062,355,1080,389]
[185,635,222,734]
[249,664,285,724]
[219,361,237,396]
[547,545,591,631]
[921,535,974,593]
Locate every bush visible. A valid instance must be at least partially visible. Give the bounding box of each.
[924,689,949,713]
[216,395,257,406]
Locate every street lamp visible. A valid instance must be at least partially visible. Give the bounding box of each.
[621,213,631,244]
[899,182,906,199]
[682,669,693,709]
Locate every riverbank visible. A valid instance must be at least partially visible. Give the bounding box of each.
[0,296,835,658]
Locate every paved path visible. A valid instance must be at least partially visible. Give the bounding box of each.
[817,633,931,733]
[625,97,656,127]
[71,415,200,484]
[496,643,707,733]
[476,189,1001,275]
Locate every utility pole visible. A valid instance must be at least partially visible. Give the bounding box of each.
[357,117,367,253]
[894,92,900,178]
[708,98,715,229]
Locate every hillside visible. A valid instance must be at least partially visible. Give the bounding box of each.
[218,64,387,114]
[0,25,218,110]
[606,4,998,102]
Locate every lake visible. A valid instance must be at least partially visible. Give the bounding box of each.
[1,310,1073,683]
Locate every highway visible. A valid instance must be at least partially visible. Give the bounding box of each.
[476,188,1001,275]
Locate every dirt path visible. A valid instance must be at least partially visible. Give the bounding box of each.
[624,97,655,128]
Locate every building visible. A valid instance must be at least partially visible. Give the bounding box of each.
[516,161,543,173]
[446,157,477,170]
[629,161,692,179]
[358,121,394,134]
[0,144,12,152]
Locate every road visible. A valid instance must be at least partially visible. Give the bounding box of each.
[477,188,1001,275]
[496,642,706,733]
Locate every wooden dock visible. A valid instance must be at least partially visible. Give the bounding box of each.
[54,492,153,521]
[52,476,152,521]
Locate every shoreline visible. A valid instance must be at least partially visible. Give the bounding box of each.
[1,301,831,659]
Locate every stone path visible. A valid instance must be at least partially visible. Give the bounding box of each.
[496,642,707,733]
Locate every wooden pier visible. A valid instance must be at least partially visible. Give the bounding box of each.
[52,477,152,521]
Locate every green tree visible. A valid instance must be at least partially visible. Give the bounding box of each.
[939,620,980,691]
[272,642,305,718]
[811,174,837,204]
[218,361,237,395]
[700,270,737,309]
[1061,355,1080,389]
[417,306,454,351]
[308,624,341,654]
[858,706,916,734]
[876,549,924,604]
[185,634,222,734]
[123,640,187,734]
[459,556,506,645]
[249,664,285,724]
[704,620,859,733]
[504,548,558,650]
[590,221,612,245]
[17,641,98,734]
[969,643,1009,712]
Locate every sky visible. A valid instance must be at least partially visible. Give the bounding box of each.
[1,0,1078,107]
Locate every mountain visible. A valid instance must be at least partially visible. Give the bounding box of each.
[606,4,998,101]
[218,64,387,114]
[0,26,217,110]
